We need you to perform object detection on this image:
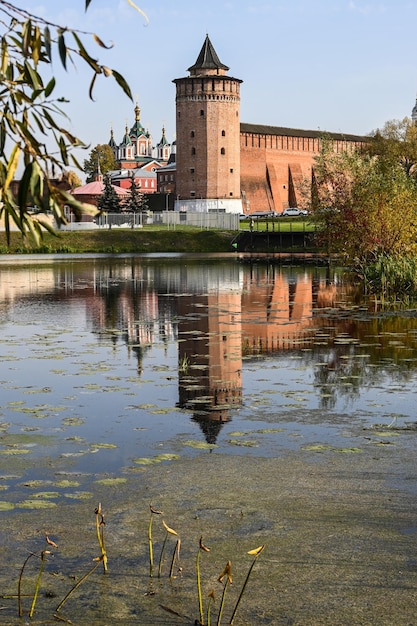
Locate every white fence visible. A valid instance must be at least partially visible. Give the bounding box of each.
[96,211,240,231]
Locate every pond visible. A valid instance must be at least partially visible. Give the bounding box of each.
[1,254,417,624]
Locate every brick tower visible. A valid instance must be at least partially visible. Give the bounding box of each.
[173,35,243,213]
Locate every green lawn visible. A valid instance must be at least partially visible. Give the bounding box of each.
[240,217,317,233]
[0,227,237,254]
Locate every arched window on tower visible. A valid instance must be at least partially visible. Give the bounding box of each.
[191,131,195,138]
[191,147,196,155]
[200,110,204,116]
[221,130,226,137]
[220,147,225,155]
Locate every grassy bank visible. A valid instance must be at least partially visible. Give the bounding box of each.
[0,226,237,254]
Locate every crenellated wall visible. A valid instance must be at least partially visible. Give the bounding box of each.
[240,123,366,214]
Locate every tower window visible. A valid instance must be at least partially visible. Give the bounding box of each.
[191,131,195,138]
[220,147,225,155]
[230,168,234,173]
[222,130,226,137]
[200,110,204,116]
[191,147,196,155]
[190,168,195,174]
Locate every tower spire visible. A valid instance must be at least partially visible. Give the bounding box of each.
[187,34,229,76]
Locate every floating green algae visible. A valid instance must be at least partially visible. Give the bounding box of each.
[63,491,93,500]
[95,477,128,486]
[0,448,31,455]
[133,453,180,465]
[0,501,15,511]
[227,439,259,447]
[53,480,80,488]
[181,440,217,450]
[17,499,57,509]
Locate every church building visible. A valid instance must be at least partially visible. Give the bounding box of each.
[108,101,172,171]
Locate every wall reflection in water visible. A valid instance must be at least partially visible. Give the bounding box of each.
[2,256,413,443]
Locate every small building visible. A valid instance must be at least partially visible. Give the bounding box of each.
[109,168,158,193]
[69,173,128,221]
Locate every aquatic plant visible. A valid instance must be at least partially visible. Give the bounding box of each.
[95,502,107,573]
[148,503,163,577]
[229,545,265,625]
[55,503,108,613]
[197,536,211,625]
[358,254,417,300]
[179,353,190,373]
[18,533,57,618]
[12,502,265,623]
[158,519,179,578]
[216,560,232,626]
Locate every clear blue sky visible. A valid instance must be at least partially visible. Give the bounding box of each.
[20,0,417,168]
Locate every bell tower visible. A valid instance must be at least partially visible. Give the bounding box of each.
[173,35,243,213]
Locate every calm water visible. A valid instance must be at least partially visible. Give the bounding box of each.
[1,254,417,505]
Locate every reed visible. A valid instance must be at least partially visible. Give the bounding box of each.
[196,536,211,625]
[216,560,232,626]
[229,545,265,625]
[158,520,178,578]
[95,502,107,573]
[148,503,163,577]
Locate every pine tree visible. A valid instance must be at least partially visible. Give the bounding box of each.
[122,174,150,213]
[97,175,122,213]
[123,174,143,212]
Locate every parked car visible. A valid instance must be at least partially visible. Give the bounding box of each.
[249,211,279,219]
[281,207,308,217]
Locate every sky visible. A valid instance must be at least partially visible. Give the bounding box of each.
[17,0,417,173]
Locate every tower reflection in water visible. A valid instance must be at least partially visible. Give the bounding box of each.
[176,264,243,444]
[176,263,319,444]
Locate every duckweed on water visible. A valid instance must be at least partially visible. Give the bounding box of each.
[0,448,31,455]
[17,499,57,509]
[94,477,127,486]
[182,440,217,450]
[133,453,180,465]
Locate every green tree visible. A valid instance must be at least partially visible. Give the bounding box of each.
[0,1,146,243]
[122,173,149,213]
[84,144,118,183]
[97,174,121,213]
[122,174,142,212]
[310,139,417,265]
[367,117,417,179]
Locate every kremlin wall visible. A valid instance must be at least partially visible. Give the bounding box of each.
[99,35,368,217]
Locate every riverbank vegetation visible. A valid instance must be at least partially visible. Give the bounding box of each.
[307,118,417,298]
[0,227,237,254]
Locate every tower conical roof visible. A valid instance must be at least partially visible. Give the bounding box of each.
[187,35,229,74]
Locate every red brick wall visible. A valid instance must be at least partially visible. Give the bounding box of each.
[241,131,365,214]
